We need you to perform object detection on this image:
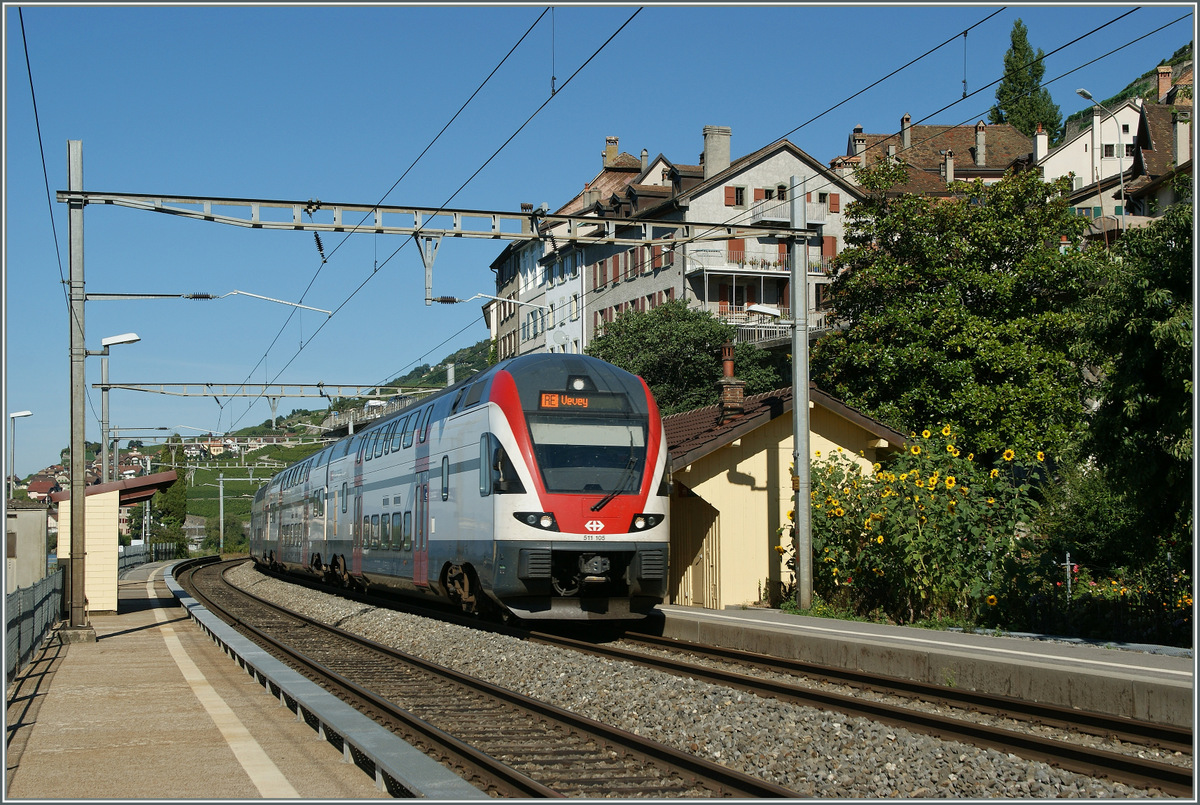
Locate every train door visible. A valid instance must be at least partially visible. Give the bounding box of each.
[352,492,363,575]
[414,479,429,587]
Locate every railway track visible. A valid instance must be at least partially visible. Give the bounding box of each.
[224,560,1193,797]
[523,628,1193,796]
[177,559,797,798]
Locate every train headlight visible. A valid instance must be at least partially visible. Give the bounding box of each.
[630,514,663,530]
[514,512,560,531]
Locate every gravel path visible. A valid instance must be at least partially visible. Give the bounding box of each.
[225,562,1176,798]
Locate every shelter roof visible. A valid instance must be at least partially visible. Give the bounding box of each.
[50,470,179,506]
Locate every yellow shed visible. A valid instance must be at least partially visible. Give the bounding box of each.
[664,381,907,611]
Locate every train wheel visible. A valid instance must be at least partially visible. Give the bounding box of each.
[445,564,479,616]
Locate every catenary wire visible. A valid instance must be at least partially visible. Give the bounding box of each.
[227,7,643,429]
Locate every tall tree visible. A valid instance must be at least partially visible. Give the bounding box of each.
[988,18,1063,142]
[585,300,788,415]
[810,159,1102,460]
[1079,179,1193,550]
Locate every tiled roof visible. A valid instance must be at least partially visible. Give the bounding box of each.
[1141,103,1178,179]
[859,122,1032,175]
[664,384,908,469]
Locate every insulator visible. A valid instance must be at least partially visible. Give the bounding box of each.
[313,232,325,258]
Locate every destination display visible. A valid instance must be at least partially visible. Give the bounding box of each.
[538,391,627,412]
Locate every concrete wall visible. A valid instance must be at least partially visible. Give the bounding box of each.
[6,506,48,594]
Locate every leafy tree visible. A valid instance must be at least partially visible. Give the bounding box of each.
[988,18,1063,143]
[810,160,1101,461]
[1077,181,1193,559]
[203,511,247,554]
[586,300,789,415]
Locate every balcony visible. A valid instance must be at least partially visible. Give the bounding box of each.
[702,303,834,345]
[686,247,833,276]
[749,199,828,226]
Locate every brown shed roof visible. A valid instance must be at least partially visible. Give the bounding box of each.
[50,470,179,506]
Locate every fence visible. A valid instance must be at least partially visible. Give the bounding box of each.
[5,569,64,683]
[4,543,175,683]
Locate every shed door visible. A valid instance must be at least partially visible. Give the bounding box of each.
[669,483,720,609]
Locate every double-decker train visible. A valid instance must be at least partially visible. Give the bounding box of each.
[249,353,670,620]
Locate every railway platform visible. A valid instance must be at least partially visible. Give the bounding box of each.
[639,603,1195,729]
[4,560,486,800]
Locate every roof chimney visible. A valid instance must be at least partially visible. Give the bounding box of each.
[640,148,649,172]
[1158,64,1174,103]
[603,136,619,168]
[1175,109,1192,166]
[853,125,866,160]
[943,149,954,184]
[1034,122,1048,163]
[520,202,533,234]
[974,121,986,166]
[900,113,911,150]
[717,341,745,422]
[702,125,732,179]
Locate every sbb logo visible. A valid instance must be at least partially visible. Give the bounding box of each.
[584,520,605,532]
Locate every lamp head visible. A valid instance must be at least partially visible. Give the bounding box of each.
[1076,88,1094,101]
[101,332,141,347]
[9,410,32,419]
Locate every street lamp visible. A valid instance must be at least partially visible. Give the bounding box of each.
[1076,88,1128,233]
[88,332,141,483]
[8,411,33,501]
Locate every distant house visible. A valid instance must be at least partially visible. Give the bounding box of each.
[663,348,907,610]
[24,478,62,503]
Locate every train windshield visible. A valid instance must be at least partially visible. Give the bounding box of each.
[503,354,654,496]
[525,416,647,494]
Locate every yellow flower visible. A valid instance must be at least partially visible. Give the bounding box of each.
[990,468,1000,479]
[922,429,931,439]
[986,594,998,606]
[834,507,845,517]
[815,450,821,458]
[1036,451,1045,462]
[915,478,925,487]
[873,462,881,471]
[946,444,956,454]
[876,534,884,544]
[773,544,787,555]
[945,476,956,489]
[987,497,995,505]
[832,567,838,576]
[1003,449,1015,462]
[911,445,921,455]
[941,425,952,437]
[967,453,974,461]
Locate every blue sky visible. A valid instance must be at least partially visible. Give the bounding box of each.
[3,3,1194,478]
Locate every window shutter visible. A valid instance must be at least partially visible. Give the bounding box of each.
[822,236,836,257]
[778,241,789,263]
[829,193,841,213]
[728,237,745,263]
[754,188,766,202]
[652,245,662,269]
[806,192,812,202]
[725,186,737,206]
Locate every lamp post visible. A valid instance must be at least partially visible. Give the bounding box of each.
[89,332,141,483]
[8,411,32,501]
[1076,88,1127,233]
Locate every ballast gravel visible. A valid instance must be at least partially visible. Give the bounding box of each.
[224,562,1172,798]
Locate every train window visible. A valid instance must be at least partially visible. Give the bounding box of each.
[362,515,370,544]
[374,429,385,459]
[380,513,391,549]
[382,421,397,455]
[356,434,366,463]
[464,380,486,408]
[391,513,402,550]
[402,511,412,550]
[450,387,467,413]
[341,482,348,513]
[370,515,380,548]
[479,435,493,496]
[403,412,419,448]
[391,416,407,451]
[419,407,432,443]
[441,456,450,501]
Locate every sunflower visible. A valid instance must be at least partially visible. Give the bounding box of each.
[945,476,956,489]
[1036,451,1045,462]
[834,507,845,517]
[986,594,998,607]
[911,445,921,456]
[990,468,1000,479]
[876,534,884,544]
[941,424,952,437]
[1003,449,1015,462]
[922,429,931,438]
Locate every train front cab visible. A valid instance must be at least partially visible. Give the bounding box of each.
[481,356,671,620]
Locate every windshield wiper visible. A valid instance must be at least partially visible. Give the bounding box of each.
[591,455,636,512]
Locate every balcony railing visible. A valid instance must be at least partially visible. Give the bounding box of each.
[687,248,834,275]
[749,199,829,225]
[703,303,833,345]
